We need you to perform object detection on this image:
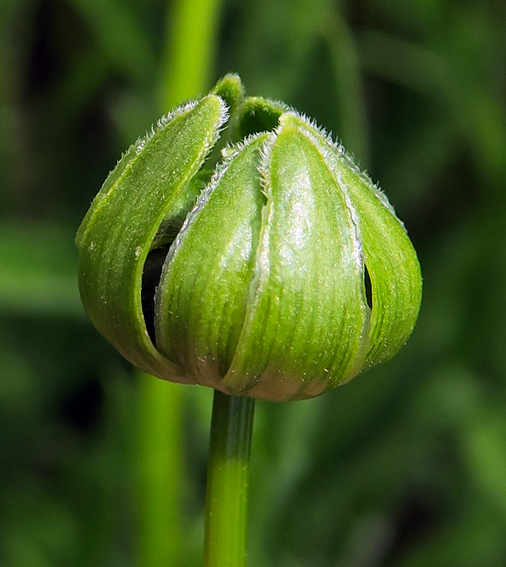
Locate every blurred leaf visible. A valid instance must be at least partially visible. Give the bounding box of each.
[464,411,506,516]
[0,221,83,317]
[324,9,369,163]
[69,0,156,84]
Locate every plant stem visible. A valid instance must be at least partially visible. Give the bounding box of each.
[159,0,225,112]
[138,374,183,567]
[204,390,255,567]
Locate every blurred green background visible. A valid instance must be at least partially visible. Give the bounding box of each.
[1,0,506,565]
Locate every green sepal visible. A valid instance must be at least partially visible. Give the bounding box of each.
[237,97,287,139]
[154,134,268,387]
[76,95,228,382]
[340,162,423,369]
[223,113,370,401]
[291,116,423,371]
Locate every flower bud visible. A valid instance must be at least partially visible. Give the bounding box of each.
[76,75,422,402]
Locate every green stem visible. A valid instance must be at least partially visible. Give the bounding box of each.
[204,390,255,567]
[159,0,225,112]
[138,374,183,567]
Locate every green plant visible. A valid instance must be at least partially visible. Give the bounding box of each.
[75,73,421,565]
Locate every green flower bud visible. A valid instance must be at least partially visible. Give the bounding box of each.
[76,75,422,402]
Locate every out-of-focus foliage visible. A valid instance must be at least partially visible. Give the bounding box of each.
[1,0,505,566]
